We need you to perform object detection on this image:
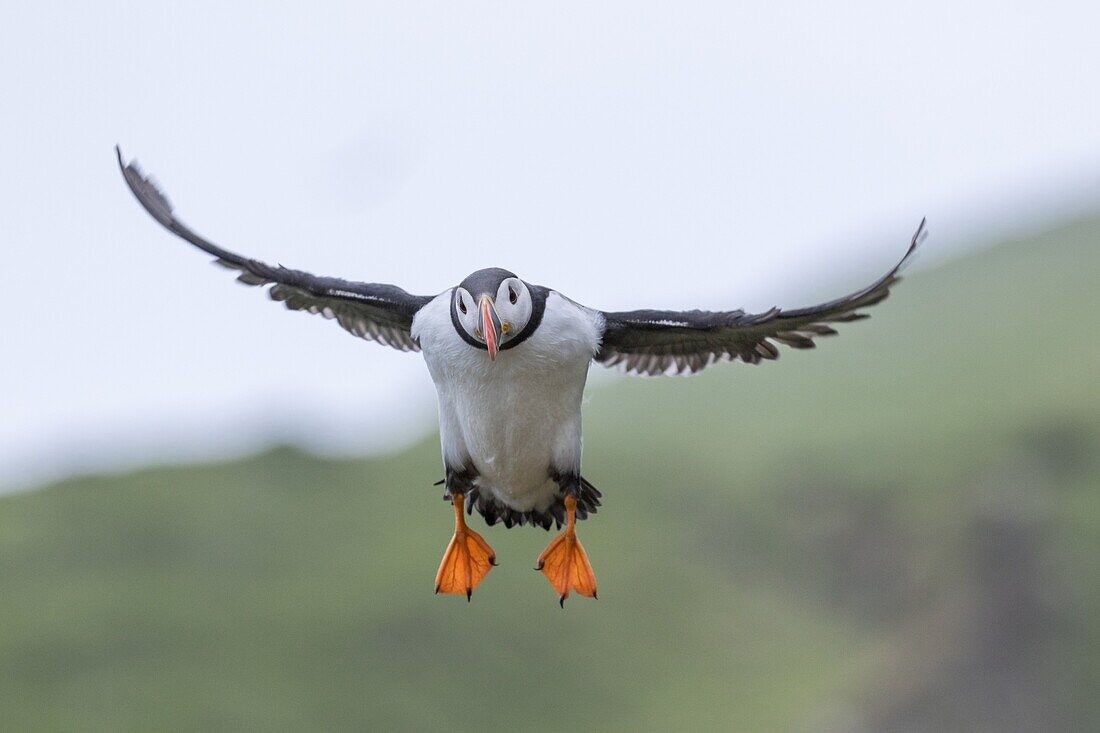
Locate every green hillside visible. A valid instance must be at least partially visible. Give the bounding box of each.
[2,218,1098,732]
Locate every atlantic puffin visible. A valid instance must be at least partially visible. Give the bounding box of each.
[118,147,924,605]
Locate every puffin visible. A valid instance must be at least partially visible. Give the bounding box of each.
[117,147,925,606]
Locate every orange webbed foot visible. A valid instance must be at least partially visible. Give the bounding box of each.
[536,495,597,606]
[435,493,496,600]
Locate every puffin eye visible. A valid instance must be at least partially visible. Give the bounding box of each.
[458,298,467,315]
[508,287,518,305]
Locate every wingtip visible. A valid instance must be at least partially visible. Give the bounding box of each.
[911,217,929,250]
[115,144,125,168]
[897,217,928,267]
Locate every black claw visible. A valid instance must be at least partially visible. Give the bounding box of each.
[466,589,472,601]
[534,562,544,571]
[489,557,498,566]
[593,591,598,600]
[434,585,440,594]
[559,595,566,608]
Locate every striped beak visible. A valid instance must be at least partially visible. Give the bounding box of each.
[478,294,502,361]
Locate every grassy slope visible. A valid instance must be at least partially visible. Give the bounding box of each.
[1,219,1097,732]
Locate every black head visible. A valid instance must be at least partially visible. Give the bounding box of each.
[450,268,547,358]
[458,267,518,298]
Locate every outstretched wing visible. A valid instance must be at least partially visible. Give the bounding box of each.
[595,220,926,376]
[117,147,432,351]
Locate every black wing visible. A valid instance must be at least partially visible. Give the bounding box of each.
[117,147,432,351]
[595,220,926,376]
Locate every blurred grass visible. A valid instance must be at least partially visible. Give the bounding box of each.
[1,218,1098,731]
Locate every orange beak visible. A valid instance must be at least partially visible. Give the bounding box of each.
[478,295,501,361]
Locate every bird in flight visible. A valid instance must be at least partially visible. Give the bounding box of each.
[117,147,925,606]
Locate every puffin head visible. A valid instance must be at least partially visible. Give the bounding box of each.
[451,268,536,361]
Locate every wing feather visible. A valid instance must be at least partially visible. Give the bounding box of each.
[595,220,926,376]
[117,147,431,351]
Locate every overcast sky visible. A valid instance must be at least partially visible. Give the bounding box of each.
[3,2,1099,489]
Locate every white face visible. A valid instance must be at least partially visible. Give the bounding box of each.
[453,277,533,345]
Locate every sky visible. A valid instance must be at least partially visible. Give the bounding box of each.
[2,1,1099,489]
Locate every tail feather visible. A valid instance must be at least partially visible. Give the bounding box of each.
[465,476,604,531]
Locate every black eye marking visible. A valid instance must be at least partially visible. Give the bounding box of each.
[508,287,518,305]
[458,297,467,314]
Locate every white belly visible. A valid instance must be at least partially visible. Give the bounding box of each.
[412,291,603,512]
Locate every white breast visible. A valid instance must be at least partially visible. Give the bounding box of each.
[412,291,604,512]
